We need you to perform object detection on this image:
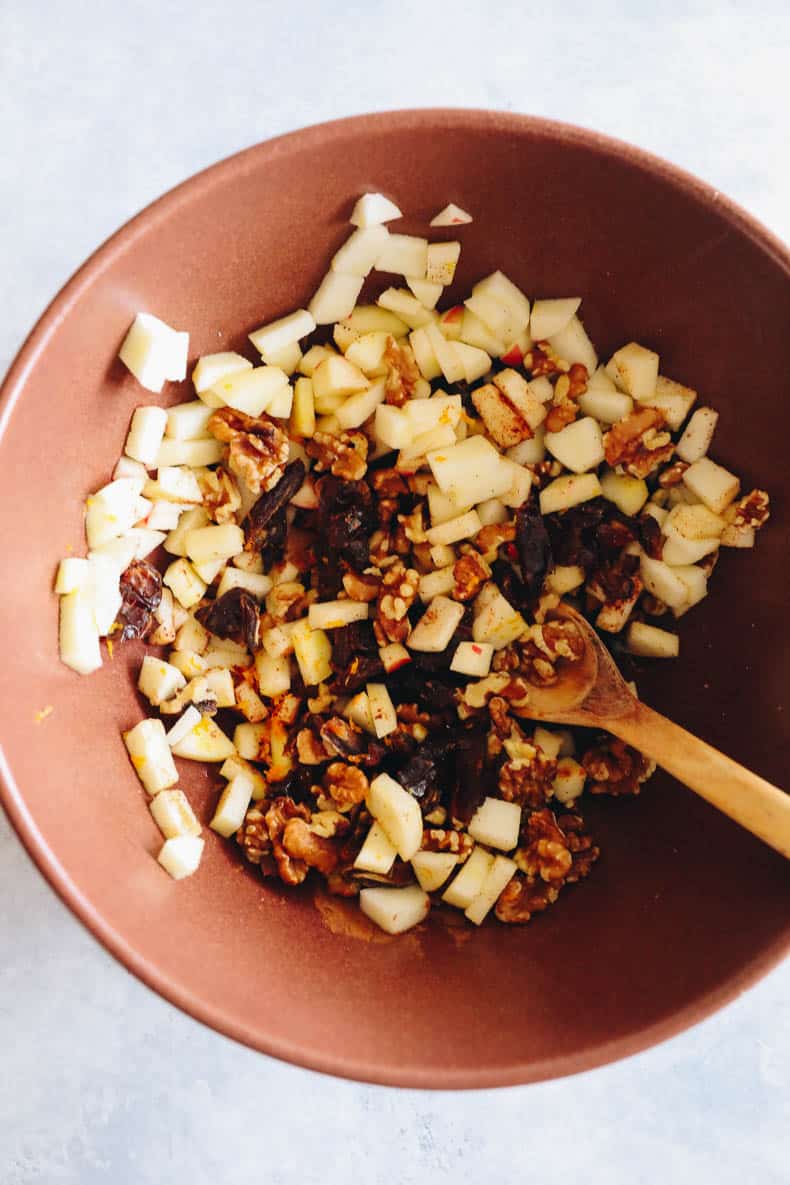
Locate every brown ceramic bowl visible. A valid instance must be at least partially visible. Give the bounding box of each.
[0,110,788,1088]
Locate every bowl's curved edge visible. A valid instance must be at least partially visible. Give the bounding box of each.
[0,108,788,1089]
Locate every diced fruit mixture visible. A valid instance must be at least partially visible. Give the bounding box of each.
[55,193,770,932]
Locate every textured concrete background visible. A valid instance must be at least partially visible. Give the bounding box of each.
[1,1,788,1181]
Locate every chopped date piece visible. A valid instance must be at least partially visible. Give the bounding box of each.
[267,764,318,806]
[637,512,664,559]
[117,559,163,641]
[515,498,553,602]
[195,587,260,651]
[544,499,608,573]
[244,460,306,551]
[449,726,490,825]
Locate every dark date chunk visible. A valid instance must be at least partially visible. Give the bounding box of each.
[117,560,162,641]
[515,498,552,602]
[448,726,489,825]
[244,460,305,552]
[195,587,260,651]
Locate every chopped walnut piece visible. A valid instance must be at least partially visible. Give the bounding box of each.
[525,342,569,377]
[658,460,689,488]
[383,336,421,406]
[544,363,588,433]
[582,737,656,796]
[515,808,573,884]
[603,407,674,479]
[342,570,381,602]
[452,551,491,601]
[282,817,340,876]
[374,559,419,645]
[474,520,516,560]
[557,813,600,882]
[499,750,558,808]
[487,695,513,739]
[296,728,329,765]
[421,828,474,860]
[728,489,770,529]
[398,505,427,545]
[196,465,242,524]
[208,407,289,496]
[237,804,272,867]
[309,809,350,839]
[322,761,370,807]
[306,429,368,481]
[267,581,310,621]
[494,618,584,688]
[526,459,563,489]
[495,874,560,923]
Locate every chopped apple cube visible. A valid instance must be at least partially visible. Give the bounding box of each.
[84,477,145,549]
[442,846,495,909]
[204,667,236,708]
[124,718,179,795]
[545,416,604,474]
[720,523,755,549]
[235,679,268,722]
[418,565,456,602]
[312,354,369,402]
[411,850,459,892]
[308,600,370,630]
[54,556,91,594]
[150,789,201,839]
[459,308,505,356]
[426,241,461,286]
[146,501,183,531]
[344,305,410,337]
[545,565,585,595]
[405,327,441,382]
[553,757,587,805]
[344,331,390,376]
[472,583,527,649]
[248,308,315,356]
[184,523,244,565]
[377,287,435,329]
[124,405,168,467]
[577,387,634,424]
[360,885,430,934]
[450,640,494,678]
[157,835,204,880]
[172,614,210,653]
[639,554,692,609]
[468,796,520,851]
[533,726,563,760]
[507,426,547,465]
[547,315,598,373]
[453,342,491,384]
[354,821,398,875]
[530,297,581,340]
[643,375,697,429]
[167,650,208,680]
[192,352,252,399]
[289,376,316,439]
[258,340,302,375]
[498,458,533,508]
[334,378,386,431]
[233,722,267,760]
[215,567,272,600]
[366,682,398,738]
[430,202,473,227]
[208,365,288,417]
[406,276,443,309]
[254,651,292,697]
[309,272,364,325]
[378,642,411,673]
[408,595,465,652]
[599,470,649,516]
[163,558,207,609]
[344,690,376,734]
[155,438,224,467]
[677,407,719,464]
[376,234,428,278]
[671,564,709,616]
[170,715,235,761]
[627,621,679,658]
[145,466,203,504]
[164,706,203,748]
[366,772,423,861]
[682,457,739,515]
[211,770,255,838]
[539,473,602,515]
[421,322,463,382]
[476,498,508,527]
[429,543,456,568]
[331,225,389,277]
[267,384,294,419]
[425,508,482,547]
[350,192,402,227]
[464,854,518,925]
[374,404,412,451]
[59,586,102,674]
[428,436,513,507]
[292,621,332,686]
[138,655,187,706]
[119,313,188,393]
[220,753,267,800]
[606,342,659,401]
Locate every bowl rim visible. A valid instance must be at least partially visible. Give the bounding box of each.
[1,108,788,1089]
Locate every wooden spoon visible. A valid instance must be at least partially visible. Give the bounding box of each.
[512,604,790,859]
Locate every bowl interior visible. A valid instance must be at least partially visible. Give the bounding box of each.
[0,111,788,1088]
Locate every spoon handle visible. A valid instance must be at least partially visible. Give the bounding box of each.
[611,702,790,858]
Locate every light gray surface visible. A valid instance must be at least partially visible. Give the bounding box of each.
[1,1,788,1181]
